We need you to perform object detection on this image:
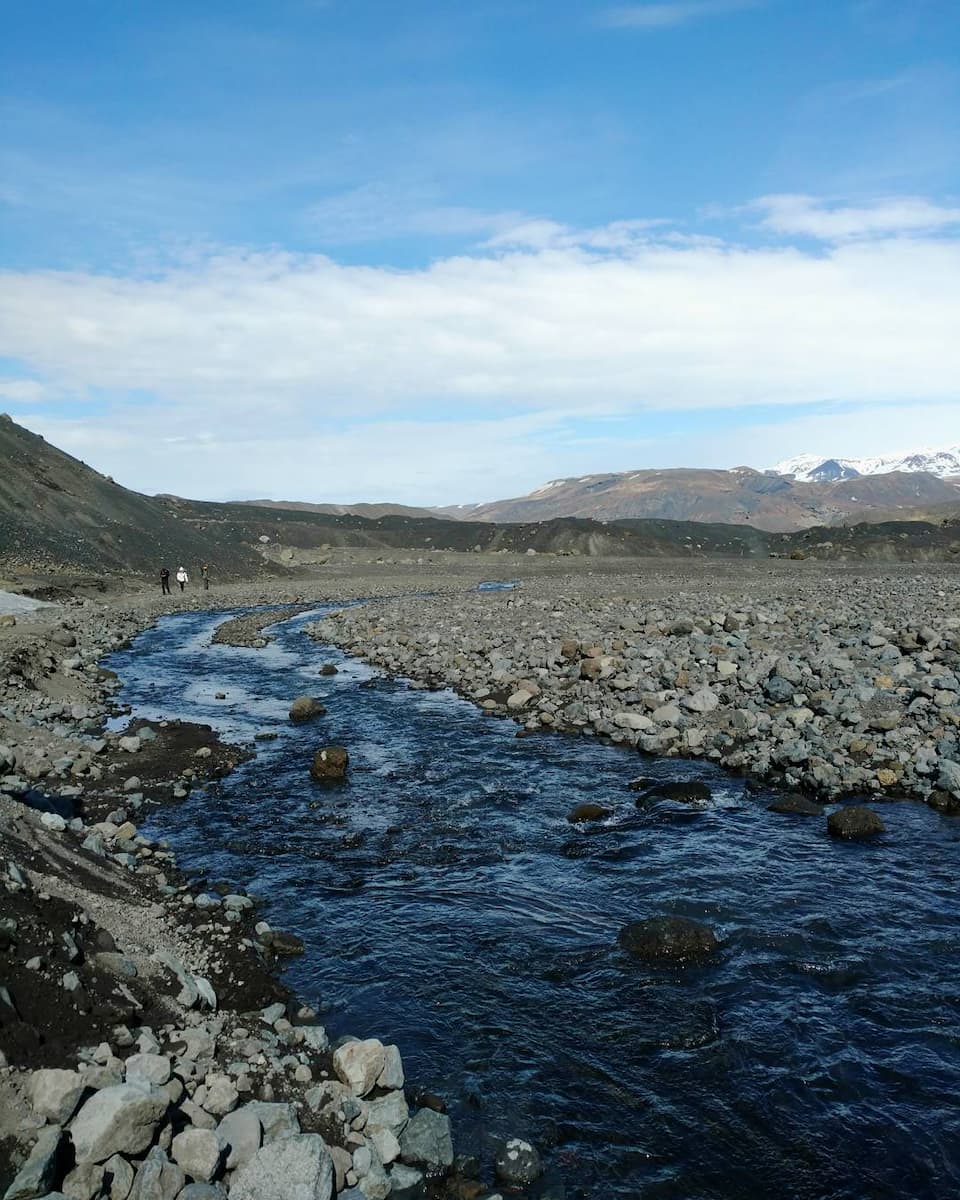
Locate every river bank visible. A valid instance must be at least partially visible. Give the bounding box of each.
[307,562,960,812]
[3,556,960,1198]
[0,571,525,1200]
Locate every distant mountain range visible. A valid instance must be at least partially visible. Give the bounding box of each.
[1,414,959,576]
[773,447,960,483]
[438,465,960,532]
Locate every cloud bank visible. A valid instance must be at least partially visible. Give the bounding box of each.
[0,203,958,501]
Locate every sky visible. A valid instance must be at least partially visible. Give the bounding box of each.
[1,0,959,505]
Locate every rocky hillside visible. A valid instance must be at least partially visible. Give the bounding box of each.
[0,416,270,578]
[438,466,960,531]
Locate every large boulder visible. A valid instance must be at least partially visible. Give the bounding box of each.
[289,696,327,723]
[399,1109,454,1171]
[618,916,719,963]
[229,1134,333,1200]
[172,1128,224,1182]
[310,746,349,781]
[69,1083,169,1163]
[827,806,885,840]
[333,1039,385,1097]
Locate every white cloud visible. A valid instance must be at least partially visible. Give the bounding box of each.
[0,377,48,403]
[753,193,960,240]
[1,206,960,501]
[599,1,759,30]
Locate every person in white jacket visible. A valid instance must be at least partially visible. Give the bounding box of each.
[175,566,189,592]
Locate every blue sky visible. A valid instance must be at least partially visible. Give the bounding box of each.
[1,0,959,503]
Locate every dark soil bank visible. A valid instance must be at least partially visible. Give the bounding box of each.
[107,605,960,1200]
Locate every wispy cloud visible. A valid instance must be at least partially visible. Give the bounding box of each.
[753,193,960,240]
[305,182,527,244]
[599,0,761,31]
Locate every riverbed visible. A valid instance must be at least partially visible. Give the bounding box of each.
[106,605,960,1199]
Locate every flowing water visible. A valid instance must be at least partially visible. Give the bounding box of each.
[106,606,960,1199]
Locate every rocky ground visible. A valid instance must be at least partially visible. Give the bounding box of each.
[3,554,960,1200]
[307,561,960,812]
[0,565,549,1200]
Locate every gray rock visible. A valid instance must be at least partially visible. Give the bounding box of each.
[59,1160,105,1200]
[127,1145,183,1200]
[28,1068,86,1124]
[333,1039,385,1097]
[229,1134,333,1200]
[240,1102,299,1143]
[216,1108,262,1169]
[103,1154,135,1200]
[171,1128,223,1182]
[938,758,960,798]
[69,1083,169,1163]
[377,1045,404,1091]
[399,1108,454,1170]
[388,1163,424,1195]
[176,1187,228,1199]
[3,1127,64,1200]
[364,1090,409,1136]
[124,1055,171,1087]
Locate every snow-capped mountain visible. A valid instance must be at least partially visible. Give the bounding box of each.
[773,447,960,483]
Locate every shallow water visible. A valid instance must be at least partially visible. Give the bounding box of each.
[106,606,960,1199]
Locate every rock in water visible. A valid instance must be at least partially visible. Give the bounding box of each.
[618,916,719,963]
[289,696,327,722]
[827,806,885,839]
[767,794,825,816]
[310,746,349,781]
[229,1133,333,1200]
[567,802,612,823]
[637,781,712,804]
[495,1138,543,1187]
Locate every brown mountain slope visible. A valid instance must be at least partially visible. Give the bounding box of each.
[0,415,270,576]
[438,466,960,532]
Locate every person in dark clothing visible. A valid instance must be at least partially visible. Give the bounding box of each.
[201,563,210,590]
[160,567,171,595]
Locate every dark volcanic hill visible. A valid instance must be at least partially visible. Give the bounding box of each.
[0,415,269,577]
[438,466,960,532]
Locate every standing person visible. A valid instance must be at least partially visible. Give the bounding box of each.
[160,567,171,595]
[201,563,210,590]
[175,565,189,592]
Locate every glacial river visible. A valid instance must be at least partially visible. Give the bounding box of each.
[106,605,960,1199]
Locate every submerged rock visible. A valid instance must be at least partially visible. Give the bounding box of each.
[827,806,885,840]
[618,916,719,963]
[637,781,712,805]
[566,802,612,823]
[767,794,825,816]
[494,1138,543,1187]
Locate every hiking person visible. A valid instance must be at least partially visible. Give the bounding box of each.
[160,567,171,595]
[201,562,210,590]
[175,566,188,592]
